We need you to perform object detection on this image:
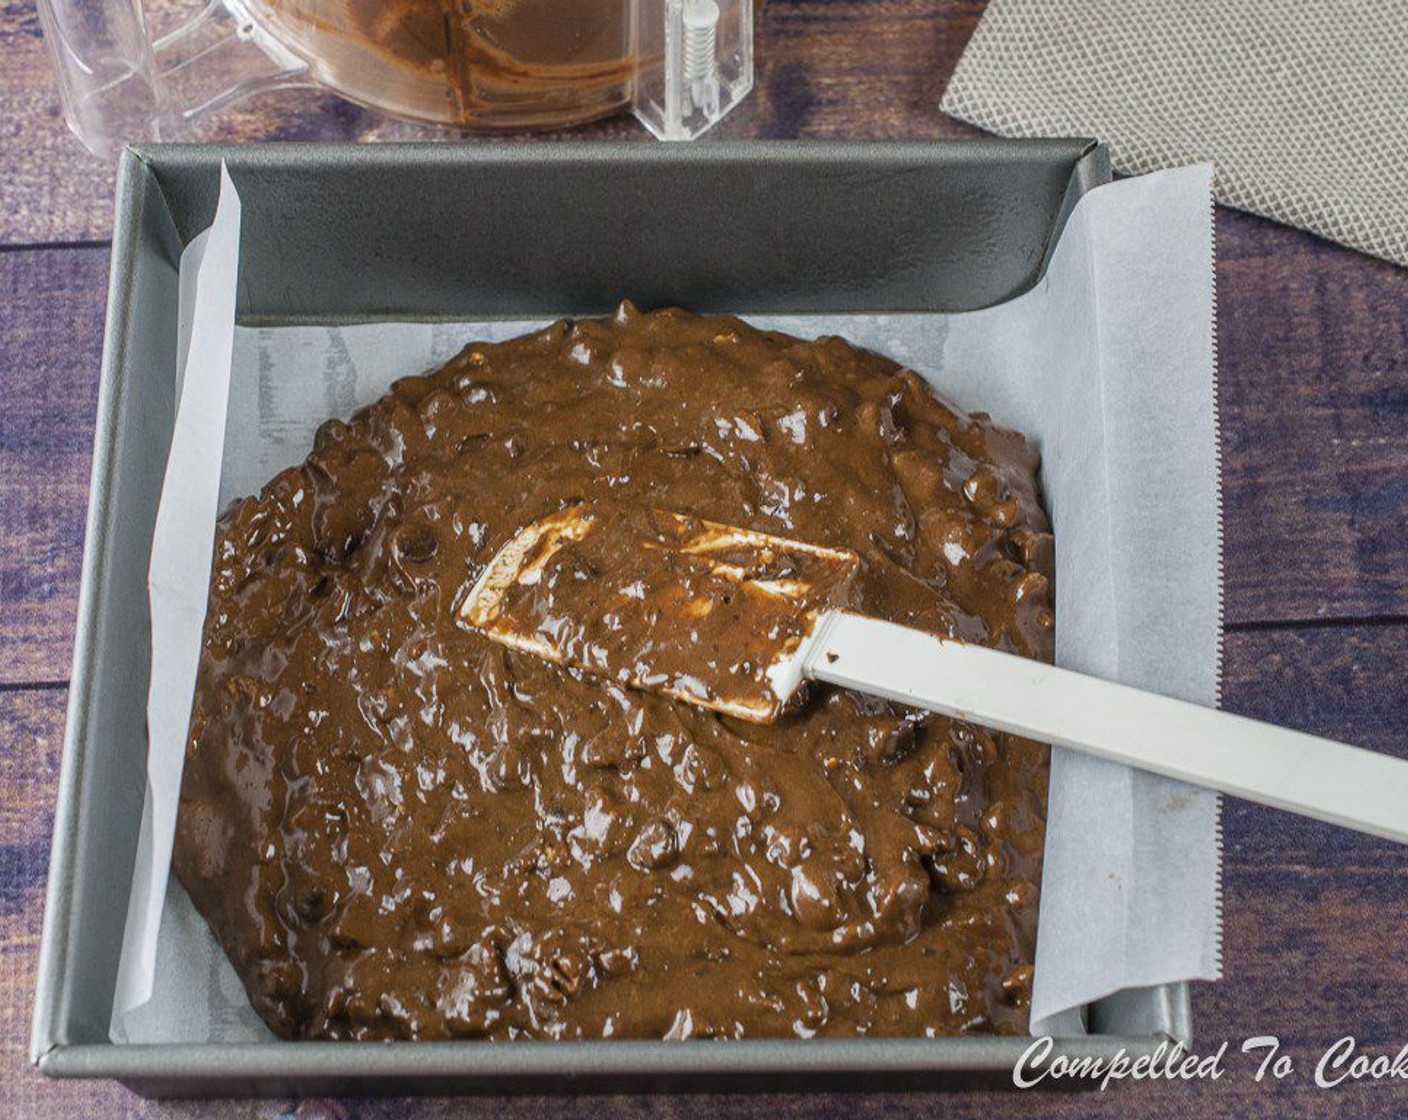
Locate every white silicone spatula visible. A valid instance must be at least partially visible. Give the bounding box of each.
[460,501,1408,845]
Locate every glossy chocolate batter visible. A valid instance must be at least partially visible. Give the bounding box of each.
[174,304,1054,1041]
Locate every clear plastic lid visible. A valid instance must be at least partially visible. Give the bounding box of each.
[38,0,754,157]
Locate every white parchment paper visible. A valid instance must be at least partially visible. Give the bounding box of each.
[112,164,1222,1043]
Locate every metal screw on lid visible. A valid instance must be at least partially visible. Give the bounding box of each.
[633,0,755,141]
[683,0,721,117]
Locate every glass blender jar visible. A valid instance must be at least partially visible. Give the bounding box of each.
[38,0,754,156]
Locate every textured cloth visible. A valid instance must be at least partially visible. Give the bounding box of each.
[942,0,1408,266]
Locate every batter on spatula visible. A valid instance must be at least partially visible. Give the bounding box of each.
[173,303,1054,1041]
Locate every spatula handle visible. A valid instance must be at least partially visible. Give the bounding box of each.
[805,611,1408,844]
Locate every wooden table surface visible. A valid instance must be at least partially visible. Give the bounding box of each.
[3,1,1407,1117]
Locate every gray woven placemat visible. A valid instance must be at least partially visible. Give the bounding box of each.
[942,0,1408,265]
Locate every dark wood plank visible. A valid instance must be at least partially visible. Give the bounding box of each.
[6,624,1408,1116]
[1218,212,1408,625]
[0,13,117,247]
[1209,624,1408,1053]
[0,246,108,685]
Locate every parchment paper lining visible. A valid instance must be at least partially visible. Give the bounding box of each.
[112,165,1222,1043]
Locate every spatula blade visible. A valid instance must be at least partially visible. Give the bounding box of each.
[459,502,860,722]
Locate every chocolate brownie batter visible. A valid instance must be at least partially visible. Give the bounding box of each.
[174,304,1054,1041]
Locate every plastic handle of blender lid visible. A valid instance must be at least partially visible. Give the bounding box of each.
[632,0,755,141]
[36,0,307,159]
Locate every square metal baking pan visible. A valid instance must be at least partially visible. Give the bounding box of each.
[31,139,1191,1096]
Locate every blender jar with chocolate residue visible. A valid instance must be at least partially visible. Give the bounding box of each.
[245,0,637,129]
[39,0,754,155]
